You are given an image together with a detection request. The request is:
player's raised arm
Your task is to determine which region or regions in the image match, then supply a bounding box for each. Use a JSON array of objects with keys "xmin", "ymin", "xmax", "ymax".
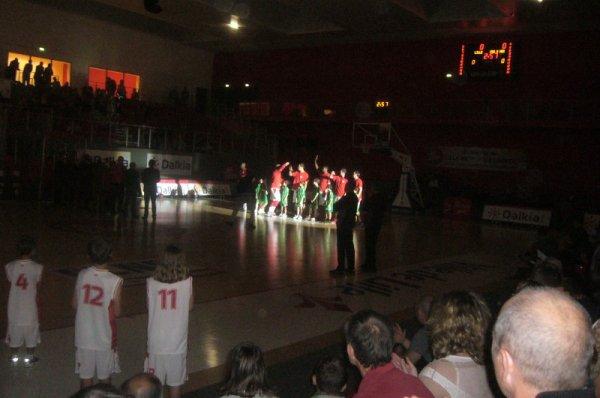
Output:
[{"xmin": 314, "ymin": 155, "xmax": 319, "ymax": 170}]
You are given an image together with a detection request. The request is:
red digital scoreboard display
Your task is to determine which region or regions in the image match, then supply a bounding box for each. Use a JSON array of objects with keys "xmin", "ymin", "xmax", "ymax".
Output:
[{"xmin": 458, "ymin": 41, "xmax": 513, "ymax": 79}]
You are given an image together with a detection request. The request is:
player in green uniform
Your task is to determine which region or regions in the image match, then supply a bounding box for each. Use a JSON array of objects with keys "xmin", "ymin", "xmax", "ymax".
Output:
[
  {"xmin": 324, "ymin": 182, "xmax": 335, "ymax": 222},
  {"xmin": 279, "ymin": 180, "xmax": 290, "ymax": 218},
  {"xmin": 254, "ymin": 178, "xmax": 268, "ymax": 214}
]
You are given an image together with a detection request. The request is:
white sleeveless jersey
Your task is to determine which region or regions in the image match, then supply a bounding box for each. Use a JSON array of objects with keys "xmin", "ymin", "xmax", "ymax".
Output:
[
  {"xmin": 147, "ymin": 277, "xmax": 192, "ymax": 355},
  {"xmin": 74, "ymin": 267, "xmax": 123, "ymax": 351},
  {"xmin": 5, "ymin": 259, "xmax": 43, "ymax": 326}
]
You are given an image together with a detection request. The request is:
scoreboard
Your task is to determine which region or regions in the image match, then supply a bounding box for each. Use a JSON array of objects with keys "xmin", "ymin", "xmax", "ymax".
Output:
[{"xmin": 458, "ymin": 41, "xmax": 513, "ymax": 79}]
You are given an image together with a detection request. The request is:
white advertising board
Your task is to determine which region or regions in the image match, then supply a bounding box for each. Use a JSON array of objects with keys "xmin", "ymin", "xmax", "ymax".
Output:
[
  {"xmin": 147, "ymin": 153, "xmax": 192, "ymax": 177},
  {"xmin": 482, "ymin": 205, "xmax": 551, "ymax": 227}
]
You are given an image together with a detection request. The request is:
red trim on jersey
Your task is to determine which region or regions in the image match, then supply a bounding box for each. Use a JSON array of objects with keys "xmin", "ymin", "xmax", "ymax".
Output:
[
  {"xmin": 108, "ymin": 300, "xmax": 117, "ymax": 350},
  {"xmin": 355, "ymin": 177, "xmax": 364, "ymax": 200}
]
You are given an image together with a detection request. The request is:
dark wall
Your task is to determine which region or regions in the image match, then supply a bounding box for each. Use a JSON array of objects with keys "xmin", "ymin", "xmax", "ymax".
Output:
[{"xmin": 213, "ymin": 31, "xmax": 600, "ymax": 104}]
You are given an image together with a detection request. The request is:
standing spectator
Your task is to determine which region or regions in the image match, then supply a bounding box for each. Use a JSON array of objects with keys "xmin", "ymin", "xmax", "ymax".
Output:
[
  {"xmin": 106, "ymin": 77, "xmax": 116, "ymax": 97},
  {"xmin": 330, "ymin": 181, "xmax": 358, "ymax": 275},
  {"xmin": 33, "ymin": 61, "xmax": 44, "ymax": 86},
  {"xmin": 492, "ymin": 287, "xmax": 594, "ymax": 397},
  {"xmin": 145, "ymin": 246, "xmax": 193, "ymax": 398},
  {"xmin": 311, "ymin": 356, "xmax": 347, "ymax": 398},
  {"xmin": 108, "ymin": 157, "xmax": 126, "ymax": 215},
  {"xmin": 116, "ymin": 80, "xmax": 126, "ymax": 99},
  {"xmin": 22, "ymin": 58, "xmax": 33, "ymax": 85},
  {"xmin": 7, "ymin": 57, "xmax": 19, "ymax": 81},
  {"xmin": 220, "ymin": 342, "xmax": 276, "ymax": 397},
  {"xmin": 130, "ymin": 88, "xmax": 140, "ymax": 101},
  {"xmin": 43, "ymin": 62, "xmax": 53, "ymax": 85},
  {"xmin": 121, "ymin": 373, "xmax": 162, "ymax": 398},
  {"xmin": 418, "ymin": 291, "xmax": 494, "ymax": 398},
  {"xmin": 124, "ymin": 162, "xmax": 141, "ymax": 219},
  {"xmin": 141, "ymin": 159, "xmax": 161, "ymax": 220},
  {"xmin": 344, "ymin": 310, "xmax": 434, "ymax": 398},
  {"xmin": 360, "ymin": 184, "xmax": 387, "ymax": 272},
  {"xmin": 5, "ymin": 236, "xmax": 43, "ymax": 365},
  {"xmin": 73, "ymin": 238, "xmax": 123, "ymax": 389}
]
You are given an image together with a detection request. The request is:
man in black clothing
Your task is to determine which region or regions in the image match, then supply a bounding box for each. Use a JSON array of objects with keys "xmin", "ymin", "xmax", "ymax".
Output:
[
  {"xmin": 7, "ymin": 58, "xmax": 19, "ymax": 81},
  {"xmin": 22, "ymin": 58, "xmax": 33, "ymax": 85},
  {"xmin": 43, "ymin": 62, "xmax": 53, "ymax": 85},
  {"xmin": 124, "ymin": 162, "xmax": 142, "ymax": 219},
  {"xmin": 330, "ymin": 181, "xmax": 358, "ymax": 276},
  {"xmin": 33, "ymin": 62, "xmax": 44, "ymax": 87},
  {"xmin": 141, "ymin": 160, "xmax": 161, "ymax": 220},
  {"xmin": 361, "ymin": 184, "xmax": 387, "ymax": 272}
]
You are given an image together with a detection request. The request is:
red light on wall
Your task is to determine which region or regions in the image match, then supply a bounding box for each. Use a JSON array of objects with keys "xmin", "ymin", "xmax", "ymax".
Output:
[
  {"xmin": 458, "ymin": 44, "xmax": 465, "ymax": 76},
  {"xmin": 505, "ymin": 42, "xmax": 513, "ymax": 75}
]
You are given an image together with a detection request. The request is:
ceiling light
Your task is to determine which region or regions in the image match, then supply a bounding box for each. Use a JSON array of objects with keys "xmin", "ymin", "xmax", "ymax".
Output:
[
  {"xmin": 38, "ymin": 47, "xmax": 45, "ymax": 52},
  {"xmin": 225, "ymin": 83, "xmax": 230, "ymax": 88},
  {"xmin": 244, "ymin": 83, "xmax": 250, "ymax": 87},
  {"xmin": 228, "ymin": 15, "xmax": 240, "ymax": 30},
  {"xmin": 445, "ymin": 73, "xmax": 453, "ymax": 79}
]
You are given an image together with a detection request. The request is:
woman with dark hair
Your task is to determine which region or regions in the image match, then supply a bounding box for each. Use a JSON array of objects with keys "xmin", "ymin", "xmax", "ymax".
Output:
[
  {"xmin": 221, "ymin": 342, "xmax": 276, "ymax": 398},
  {"xmin": 418, "ymin": 291, "xmax": 494, "ymax": 398}
]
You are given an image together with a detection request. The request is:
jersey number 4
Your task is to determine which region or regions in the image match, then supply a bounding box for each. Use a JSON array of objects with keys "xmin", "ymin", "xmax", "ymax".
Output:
[
  {"xmin": 83, "ymin": 284, "xmax": 104, "ymax": 306},
  {"xmin": 16, "ymin": 274, "xmax": 29, "ymax": 290},
  {"xmin": 158, "ymin": 289, "xmax": 177, "ymax": 310}
]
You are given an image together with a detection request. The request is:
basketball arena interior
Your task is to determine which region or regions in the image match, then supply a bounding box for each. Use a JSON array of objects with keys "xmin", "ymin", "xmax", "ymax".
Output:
[{"xmin": 1, "ymin": 1, "xmax": 599, "ymax": 397}]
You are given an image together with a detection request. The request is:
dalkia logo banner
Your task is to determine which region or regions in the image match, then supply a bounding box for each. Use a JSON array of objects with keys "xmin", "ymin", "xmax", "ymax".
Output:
[{"xmin": 147, "ymin": 154, "xmax": 192, "ymax": 176}]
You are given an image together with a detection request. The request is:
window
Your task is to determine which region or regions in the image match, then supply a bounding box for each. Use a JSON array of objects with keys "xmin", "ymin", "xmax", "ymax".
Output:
[
  {"xmin": 7, "ymin": 52, "xmax": 71, "ymax": 86},
  {"xmin": 88, "ymin": 67, "xmax": 141, "ymax": 99}
]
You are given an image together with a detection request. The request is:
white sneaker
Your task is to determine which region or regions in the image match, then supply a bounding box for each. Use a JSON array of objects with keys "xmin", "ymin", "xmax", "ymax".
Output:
[{"xmin": 311, "ymin": 218, "xmax": 316, "ymax": 222}]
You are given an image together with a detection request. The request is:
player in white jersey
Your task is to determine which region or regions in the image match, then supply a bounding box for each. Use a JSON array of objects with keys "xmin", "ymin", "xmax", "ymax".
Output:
[
  {"xmin": 5, "ymin": 236, "xmax": 43, "ymax": 366},
  {"xmin": 73, "ymin": 238, "xmax": 123, "ymax": 389},
  {"xmin": 145, "ymin": 245, "xmax": 193, "ymax": 398}
]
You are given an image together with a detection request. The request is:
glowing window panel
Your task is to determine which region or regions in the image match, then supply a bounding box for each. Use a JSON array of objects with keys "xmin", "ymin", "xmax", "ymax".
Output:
[
  {"xmin": 7, "ymin": 52, "xmax": 71, "ymax": 86},
  {"xmin": 458, "ymin": 41, "xmax": 513, "ymax": 79},
  {"xmin": 88, "ymin": 67, "xmax": 141, "ymax": 99}
]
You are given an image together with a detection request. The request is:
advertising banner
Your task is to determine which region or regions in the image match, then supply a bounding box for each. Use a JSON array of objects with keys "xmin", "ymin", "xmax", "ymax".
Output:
[
  {"xmin": 156, "ymin": 179, "xmax": 231, "ymax": 197},
  {"xmin": 429, "ymin": 147, "xmax": 527, "ymax": 171},
  {"xmin": 78, "ymin": 149, "xmax": 131, "ymax": 166},
  {"xmin": 147, "ymin": 153, "xmax": 192, "ymax": 177},
  {"xmin": 482, "ymin": 205, "xmax": 551, "ymax": 227}
]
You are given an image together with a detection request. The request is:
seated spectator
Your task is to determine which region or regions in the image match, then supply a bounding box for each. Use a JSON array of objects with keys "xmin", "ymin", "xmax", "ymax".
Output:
[
  {"xmin": 71, "ymin": 383, "xmax": 123, "ymax": 398},
  {"xmin": 311, "ymin": 356, "xmax": 347, "ymax": 397},
  {"xmin": 492, "ymin": 287, "xmax": 594, "ymax": 397},
  {"xmin": 121, "ymin": 373, "xmax": 161, "ymax": 398},
  {"xmin": 418, "ymin": 291, "xmax": 494, "ymax": 398},
  {"xmin": 221, "ymin": 342, "xmax": 276, "ymax": 397},
  {"xmin": 396, "ymin": 295, "xmax": 434, "ymax": 370},
  {"xmin": 591, "ymin": 320, "xmax": 600, "ymax": 398},
  {"xmin": 344, "ymin": 310, "xmax": 433, "ymax": 398}
]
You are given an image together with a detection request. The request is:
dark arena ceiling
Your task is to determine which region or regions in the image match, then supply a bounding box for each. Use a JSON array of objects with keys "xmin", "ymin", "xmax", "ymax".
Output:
[{"xmin": 25, "ymin": 0, "xmax": 600, "ymax": 51}]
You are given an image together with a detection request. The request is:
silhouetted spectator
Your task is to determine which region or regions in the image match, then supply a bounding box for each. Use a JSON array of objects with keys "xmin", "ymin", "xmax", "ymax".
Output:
[
  {"xmin": 492, "ymin": 288, "xmax": 594, "ymax": 397},
  {"xmin": 141, "ymin": 159, "xmax": 160, "ymax": 220},
  {"xmin": 106, "ymin": 77, "xmax": 116, "ymax": 97},
  {"xmin": 117, "ymin": 79, "xmax": 126, "ymax": 99},
  {"xmin": 124, "ymin": 162, "xmax": 141, "ymax": 218},
  {"xmin": 131, "ymin": 88, "xmax": 140, "ymax": 101},
  {"xmin": 43, "ymin": 62, "xmax": 53, "ymax": 85},
  {"xmin": 108, "ymin": 157, "xmax": 126, "ymax": 214},
  {"xmin": 51, "ymin": 76, "xmax": 61, "ymax": 89},
  {"xmin": 33, "ymin": 61, "xmax": 44, "ymax": 86},
  {"xmin": 7, "ymin": 57, "xmax": 19, "ymax": 81},
  {"xmin": 330, "ymin": 181, "xmax": 358, "ymax": 275},
  {"xmin": 361, "ymin": 184, "xmax": 387, "ymax": 272},
  {"xmin": 22, "ymin": 58, "xmax": 33, "ymax": 85}
]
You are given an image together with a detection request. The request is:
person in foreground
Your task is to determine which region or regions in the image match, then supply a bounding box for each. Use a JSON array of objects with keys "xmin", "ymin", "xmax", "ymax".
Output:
[
  {"xmin": 121, "ymin": 373, "xmax": 162, "ymax": 398},
  {"xmin": 220, "ymin": 342, "xmax": 276, "ymax": 397},
  {"xmin": 310, "ymin": 356, "xmax": 347, "ymax": 397},
  {"xmin": 492, "ymin": 287, "xmax": 594, "ymax": 398},
  {"xmin": 419, "ymin": 291, "xmax": 494, "ymax": 398},
  {"xmin": 344, "ymin": 310, "xmax": 434, "ymax": 398}
]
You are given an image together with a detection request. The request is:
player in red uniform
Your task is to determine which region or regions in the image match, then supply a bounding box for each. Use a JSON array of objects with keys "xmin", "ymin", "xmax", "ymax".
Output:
[
  {"xmin": 289, "ymin": 163, "xmax": 309, "ymax": 220},
  {"xmin": 267, "ymin": 162, "xmax": 290, "ymax": 216},
  {"xmin": 330, "ymin": 168, "xmax": 348, "ymax": 200},
  {"xmin": 353, "ymin": 171, "xmax": 364, "ymax": 223}
]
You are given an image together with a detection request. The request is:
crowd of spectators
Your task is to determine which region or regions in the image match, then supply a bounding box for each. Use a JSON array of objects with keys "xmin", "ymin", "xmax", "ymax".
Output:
[{"xmin": 61, "ymin": 252, "xmax": 600, "ymax": 398}]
